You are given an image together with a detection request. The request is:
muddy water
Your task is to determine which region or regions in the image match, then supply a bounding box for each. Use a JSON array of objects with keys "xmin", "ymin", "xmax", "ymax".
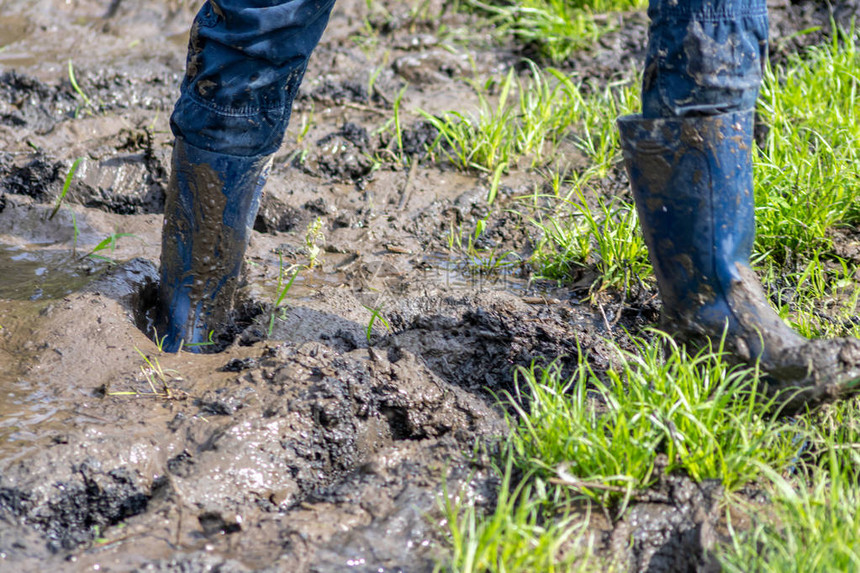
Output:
[
  {"xmin": 0, "ymin": 242, "xmax": 97, "ymax": 461},
  {"xmin": 0, "ymin": 301, "xmax": 51, "ymax": 463},
  {"xmin": 0, "ymin": 245, "xmax": 96, "ymax": 300},
  {"xmin": 0, "ymin": 0, "xmax": 852, "ymax": 571}
]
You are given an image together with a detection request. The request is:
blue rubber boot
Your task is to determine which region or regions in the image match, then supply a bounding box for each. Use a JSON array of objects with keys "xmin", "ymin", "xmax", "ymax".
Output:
[
  {"xmin": 155, "ymin": 138, "xmax": 270, "ymax": 352},
  {"xmin": 618, "ymin": 111, "xmax": 860, "ymax": 404}
]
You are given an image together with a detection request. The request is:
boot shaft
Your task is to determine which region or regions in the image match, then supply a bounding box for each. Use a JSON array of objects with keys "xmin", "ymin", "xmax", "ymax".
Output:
[
  {"xmin": 618, "ymin": 111, "xmax": 756, "ymax": 326},
  {"xmin": 157, "ymin": 139, "xmax": 271, "ymax": 351}
]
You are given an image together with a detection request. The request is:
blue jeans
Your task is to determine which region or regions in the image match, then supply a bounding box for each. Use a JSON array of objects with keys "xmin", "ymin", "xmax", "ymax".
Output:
[
  {"xmin": 642, "ymin": 0, "xmax": 768, "ymax": 118},
  {"xmin": 169, "ymin": 0, "xmax": 766, "ymax": 156},
  {"xmin": 170, "ymin": 0, "xmax": 336, "ymax": 157}
]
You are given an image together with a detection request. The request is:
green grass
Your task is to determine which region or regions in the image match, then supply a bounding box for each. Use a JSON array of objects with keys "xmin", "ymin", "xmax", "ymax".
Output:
[
  {"xmin": 419, "ymin": 63, "xmax": 643, "ymax": 297},
  {"xmin": 802, "ymin": 396, "xmax": 860, "ymax": 481},
  {"xmin": 438, "ymin": 335, "xmax": 804, "ymax": 572},
  {"xmin": 572, "ymin": 80, "xmax": 639, "ymax": 177},
  {"xmin": 421, "ymin": 64, "xmax": 579, "ymax": 174},
  {"xmin": 83, "ymin": 232, "xmax": 136, "ymax": 263},
  {"xmin": 719, "ymin": 399, "xmax": 860, "ymax": 572},
  {"xmin": 528, "ymin": 185, "xmax": 651, "ymax": 298},
  {"xmin": 445, "ymin": 217, "xmax": 523, "ymax": 278},
  {"xmin": 720, "ymin": 466, "xmax": 860, "ymax": 572},
  {"xmin": 754, "ymin": 31, "xmax": 860, "ymax": 265},
  {"xmin": 267, "ymin": 253, "xmax": 300, "ymax": 337},
  {"xmin": 49, "ymin": 157, "xmax": 83, "ymax": 220},
  {"xmin": 457, "ymin": 0, "xmax": 646, "ymax": 63},
  {"xmin": 265, "ymin": 218, "xmax": 328, "ymax": 336},
  {"xmin": 421, "ymin": 65, "xmax": 638, "ymax": 177},
  {"xmin": 432, "ymin": 26, "xmax": 860, "ymax": 573},
  {"xmin": 68, "ymin": 60, "xmax": 95, "ymax": 117},
  {"xmin": 504, "ymin": 334, "xmax": 798, "ymax": 513},
  {"xmin": 761, "ymin": 251, "xmax": 860, "ymax": 339},
  {"xmin": 438, "ymin": 457, "xmax": 602, "ymax": 573}
]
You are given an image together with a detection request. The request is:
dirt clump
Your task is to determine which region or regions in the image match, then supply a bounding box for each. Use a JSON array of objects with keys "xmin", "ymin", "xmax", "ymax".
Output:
[{"xmin": 607, "ymin": 462, "xmax": 724, "ymax": 572}]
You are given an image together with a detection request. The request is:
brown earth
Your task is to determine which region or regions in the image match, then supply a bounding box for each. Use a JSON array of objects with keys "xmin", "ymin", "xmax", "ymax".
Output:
[{"xmin": 0, "ymin": 1, "xmax": 856, "ymax": 571}]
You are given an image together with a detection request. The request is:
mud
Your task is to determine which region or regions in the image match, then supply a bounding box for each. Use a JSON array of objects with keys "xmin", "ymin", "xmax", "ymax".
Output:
[
  {"xmin": 608, "ymin": 465, "xmax": 724, "ymax": 573},
  {"xmin": 0, "ymin": 0, "xmax": 856, "ymax": 571}
]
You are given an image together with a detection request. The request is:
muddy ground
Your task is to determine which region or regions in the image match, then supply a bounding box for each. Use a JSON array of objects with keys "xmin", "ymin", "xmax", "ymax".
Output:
[{"xmin": 0, "ymin": 1, "xmax": 856, "ymax": 571}]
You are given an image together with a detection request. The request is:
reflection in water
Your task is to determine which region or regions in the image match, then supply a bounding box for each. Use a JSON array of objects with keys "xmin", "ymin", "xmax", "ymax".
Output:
[
  {"xmin": 0, "ymin": 244, "xmax": 98, "ymax": 300},
  {"xmin": 422, "ymin": 252, "xmax": 530, "ymax": 292}
]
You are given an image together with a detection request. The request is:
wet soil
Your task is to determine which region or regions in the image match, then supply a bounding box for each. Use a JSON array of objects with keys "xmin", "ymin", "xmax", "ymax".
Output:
[{"xmin": 0, "ymin": 0, "xmax": 856, "ymax": 571}]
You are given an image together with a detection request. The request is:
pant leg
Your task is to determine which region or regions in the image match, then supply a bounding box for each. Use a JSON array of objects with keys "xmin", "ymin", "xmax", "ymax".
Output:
[
  {"xmin": 641, "ymin": 0, "xmax": 768, "ymax": 118},
  {"xmin": 170, "ymin": 0, "xmax": 336, "ymax": 157}
]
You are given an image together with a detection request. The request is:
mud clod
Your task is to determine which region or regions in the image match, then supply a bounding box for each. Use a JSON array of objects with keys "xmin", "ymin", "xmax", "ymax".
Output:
[
  {"xmin": 380, "ymin": 294, "xmax": 593, "ymax": 393},
  {"xmin": 1, "ymin": 465, "xmax": 152, "ymax": 552},
  {"xmin": 198, "ymin": 511, "xmax": 242, "ymax": 537},
  {"xmin": 308, "ymin": 78, "xmax": 370, "ymax": 106},
  {"xmin": 254, "ymin": 194, "xmax": 304, "ymax": 233},
  {"xmin": 2, "ymin": 155, "xmax": 63, "ymax": 201},
  {"xmin": 313, "ymin": 128, "xmax": 374, "ymax": 182},
  {"xmin": 609, "ymin": 463, "xmax": 723, "ymax": 573},
  {"xmin": 400, "ymin": 120, "xmax": 439, "ymax": 158},
  {"xmin": 0, "ymin": 71, "xmax": 74, "ymax": 133}
]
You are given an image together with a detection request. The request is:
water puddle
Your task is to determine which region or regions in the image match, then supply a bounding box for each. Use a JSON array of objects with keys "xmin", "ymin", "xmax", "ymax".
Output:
[
  {"xmin": 0, "ymin": 14, "xmax": 36, "ymax": 67},
  {"xmin": 0, "ymin": 15, "xmax": 31, "ymax": 48},
  {"xmin": 244, "ymin": 249, "xmax": 559, "ymax": 312},
  {"xmin": 423, "ymin": 252, "xmax": 531, "ymax": 293},
  {"xmin": 0, "ymin": 245, "xmax": 107, "ymax": 464},
  {"xmin": 0, "ymin": 300, "xmax": 59, "ymax": 468},
  {"xmin": 245, "ymin": 260, "xmax": 353, "ymax": 304},
  {"xmin": 0, "ymin": 244, "xmax": 99, "ymax": 301},
  {"xmin": 245, "ymin": 250, "xmax": 536, "ymax": 306}
]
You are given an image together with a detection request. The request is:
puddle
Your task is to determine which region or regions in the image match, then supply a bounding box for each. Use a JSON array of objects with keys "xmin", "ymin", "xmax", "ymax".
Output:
[
  {"xmin": 0, "ymin": 15, "xmax": 31, "ymax": 48},
  {"xmin": 0, "ymin": 244, "xmax": 99, "ymax": 301},
  {"xmin": 0, "ymin": 378, "xmax": 68, "ymax": 470},
  {"xmin": 423, "ymin": 252, "xmax": 531, "ymax": 293},
  {"xmin": 245, "ymin": 251, "xmax": 536, "ymax": 308},
  {"xmin": 0, "ymin": 244, "xmax": 105, "ymax": 464},
  {"xmin": 0, "ymin": 301, "xmax": 61, "ymax": 468},
  {"xmin": 0, "ymin": 15, "xmax": 36, "ymax": 67}
]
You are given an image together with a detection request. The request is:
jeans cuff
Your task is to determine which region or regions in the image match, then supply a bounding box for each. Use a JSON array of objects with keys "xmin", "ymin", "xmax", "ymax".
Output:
[{"xmin": 170, "ymin": 92, "xmax": 292, "ymax": 157}]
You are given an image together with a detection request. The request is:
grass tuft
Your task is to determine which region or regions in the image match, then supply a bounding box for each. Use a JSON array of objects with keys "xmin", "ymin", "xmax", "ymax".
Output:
[
  {"xmin": 719, "ymin": 455, "xmax": 860, "ymax": 572},
  {"xmin": 439, "ymin": 457, "xmax": 602, "ymax": 573},
  {"xmin": 755, "ymin": 30, "xmax": 860, "ymax": 264},
  {"xmin": 529, "ymin": 186, "xmax": 651, "ymax": 297},
  {"xmin": 504, "ymin": 333, "xmax": 798, "ymax": 512},
  {"xmin": 457, "ymin": 0, "xmax": 646, "ymax": 63},
  {"xmin": 421, "ymin": 64, "xmax": 638, "ymax": 179}
]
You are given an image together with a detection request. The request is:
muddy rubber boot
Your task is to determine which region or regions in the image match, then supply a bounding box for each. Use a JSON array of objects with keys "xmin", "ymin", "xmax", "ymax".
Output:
[
  {"xmin": 618, "ymin": 110, "xmax": 860, "ymax": 406},
  {"xmin": 156, "ymin": 138, "xmax": 270, "ymax": 353}
]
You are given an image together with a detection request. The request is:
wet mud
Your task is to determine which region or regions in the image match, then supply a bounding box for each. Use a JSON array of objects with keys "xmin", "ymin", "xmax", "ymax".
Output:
[{"xmin": 0, "ymin": 0, "xmax": 856, "ymax": 571}]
